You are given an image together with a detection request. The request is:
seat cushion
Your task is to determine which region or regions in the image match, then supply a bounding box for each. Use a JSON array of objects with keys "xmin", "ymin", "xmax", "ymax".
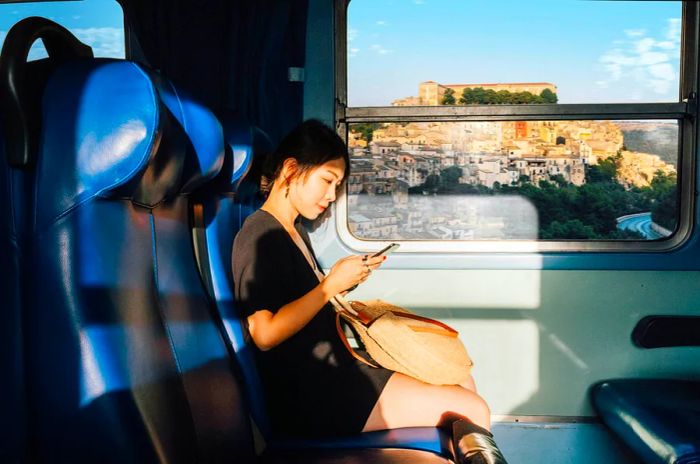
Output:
[
  {"xmin": 591, "ymin": 379, "xmax": 700, "ymax": 464},
  {"xmin": 270, "ymin": 427, "xmax": 450, "ymax": 457},
  {"xmin": 262, "ymin": 447, "xmax": 452, "ymax": 464}
]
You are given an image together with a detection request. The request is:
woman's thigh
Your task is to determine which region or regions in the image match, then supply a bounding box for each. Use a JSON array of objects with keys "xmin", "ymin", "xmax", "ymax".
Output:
[{"xmin": 362, "ymin": 372, "xmax": 491, "ymax": 432}]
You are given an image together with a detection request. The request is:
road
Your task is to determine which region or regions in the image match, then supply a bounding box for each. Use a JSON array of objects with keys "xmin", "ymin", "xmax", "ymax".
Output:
[{"xmin": 616, "ymin": 212, "xmax": 666, "ymax": 239}]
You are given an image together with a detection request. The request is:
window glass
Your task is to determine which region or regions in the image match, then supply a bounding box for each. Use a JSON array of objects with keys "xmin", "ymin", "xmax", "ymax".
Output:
[
  {"xmin": 0, "ymin": 0, "xmax": 125, "ymax": 61},
  {"xmin": 347, "ymin": 0, "xmax": 682, "ymax": 106},
  {"xmin": 347, "ymin": 120, "xmax": 679, "ymax": 240}
]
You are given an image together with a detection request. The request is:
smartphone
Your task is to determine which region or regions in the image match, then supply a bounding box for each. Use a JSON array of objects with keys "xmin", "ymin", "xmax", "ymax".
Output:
[{"xmin": 371, "ymin": 242, "xmax": 400, "ymax": 258}]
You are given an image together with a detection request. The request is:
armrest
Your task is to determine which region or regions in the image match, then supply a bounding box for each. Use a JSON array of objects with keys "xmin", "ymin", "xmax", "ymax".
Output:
[{"xmin": 632, "ymin": 316, "xmax": 700, "ymax": 348}]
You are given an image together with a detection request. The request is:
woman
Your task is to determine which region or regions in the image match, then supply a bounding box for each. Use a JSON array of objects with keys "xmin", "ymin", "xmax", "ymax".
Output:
[{"xmin": 232, "ymin": 120, "xmax": 508, "ymax": 464}]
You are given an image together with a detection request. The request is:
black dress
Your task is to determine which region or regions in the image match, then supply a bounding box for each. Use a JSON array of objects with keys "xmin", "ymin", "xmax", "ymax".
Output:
[{"xmin": 232, "ymin": 210, "xmax": 393, "ymax": 438}]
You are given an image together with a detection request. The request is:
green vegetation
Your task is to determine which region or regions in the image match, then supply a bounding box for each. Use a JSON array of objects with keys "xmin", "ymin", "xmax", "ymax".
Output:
[
  {"xmin": 449, "ymin": 87, "xmax": 558, "ymax": 105},
  {"xmin": 408, "ymin": 161, "xmax": 677, "ymax": 240},
  {"xmin": 352, "ymin": 123, "xmax": 382, "ymax": 143},
  {"xmin": 648, "ymin": 170, "xmax": 677, "ymax": 231},
  {"xmin": 440, "ymin": 88, "xmax": 456, "ymax": 105}
]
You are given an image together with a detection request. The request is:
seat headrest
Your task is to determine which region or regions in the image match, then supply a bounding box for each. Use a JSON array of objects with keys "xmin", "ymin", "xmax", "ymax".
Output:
[
  {"xmin": 222, "ymin": 116, "xmax": 254, "ymax": 190},
  {"xmin": 0, "ymin": 17, "xmax": 93, "ymax": 168},
  {"xmin": 35, "ymin": 59, "xmax": 225, "ymax": 231},
  {"xmin": 204, "ymin": 115, "xmax": 274, "ymax": 196},
  {"xmin": 153, "ymin": 74, "xmax": 224, "ymax": 194}
]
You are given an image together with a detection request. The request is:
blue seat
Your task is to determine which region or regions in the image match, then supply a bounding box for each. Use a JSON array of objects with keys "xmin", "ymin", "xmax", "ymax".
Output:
[
  {"xmin": 591, "ymin": 379, "xmax": 700, "ymax": 464},
  {"xmin": 192, "ymin": 117, "xmax": 453, "ymax": 458},
  {"xmin": 9, "ymin": 17, "xmax": 454, "ymax": 463},
  {"xmin": 23, "ymin": 56, "xmax": 259, "ymax": 462},
  {"xmin": 0, "ymin": 18, "xmax": 94, "ymax": 462},
  {"xmin": 0, "ymin": 132, "xmax": 26, "ymax": 463}
]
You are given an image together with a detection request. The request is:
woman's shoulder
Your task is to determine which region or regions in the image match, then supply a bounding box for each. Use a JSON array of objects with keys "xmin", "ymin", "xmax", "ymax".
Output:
[{"xmin": 233, "ymin": 210, "xmax": 288, "ymax": 255}]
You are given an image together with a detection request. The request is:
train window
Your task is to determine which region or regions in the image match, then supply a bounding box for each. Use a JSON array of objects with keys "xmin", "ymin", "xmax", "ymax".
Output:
[
  {"xmin": 0, "ymin": 0, "xmax": 125, "ymax": 60},
  {"xmin": 338, "ymin": 0, "xmax": 694, "ymax": 252}
]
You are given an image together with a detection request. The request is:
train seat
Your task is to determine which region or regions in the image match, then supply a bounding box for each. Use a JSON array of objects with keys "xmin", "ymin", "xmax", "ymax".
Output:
[
  {"xmin": 8, "ymin": 17, "xmax": 453, "ymax": 463},
  {"xmin": 25, "ymin": 54, "xmax": 264, "ymax": 461},
  {"xmin": 0, "ymin": 18, "xmax": 94, "ymax": 462},
  {"xmin": 0, "ymin": 132, "xmax": 26, "ymax": 463},
  {"xmin": 192, "ymin": 117, "xmax": 453, "ymax": 458},
  {"xmin": 591, "ymin": 379, "xmax": 700, "ymax": 464}
]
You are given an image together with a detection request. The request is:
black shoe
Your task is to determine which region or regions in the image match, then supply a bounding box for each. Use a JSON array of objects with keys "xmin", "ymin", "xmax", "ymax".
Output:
[{"xmin": 452, "ymin": 420, "xmax": 509, "ymax": 464}]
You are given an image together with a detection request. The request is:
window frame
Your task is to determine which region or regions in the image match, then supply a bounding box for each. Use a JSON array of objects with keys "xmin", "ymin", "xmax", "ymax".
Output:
[{"xmin": 334, "ymin": 0, "xmax": 698, "ymax": 253}]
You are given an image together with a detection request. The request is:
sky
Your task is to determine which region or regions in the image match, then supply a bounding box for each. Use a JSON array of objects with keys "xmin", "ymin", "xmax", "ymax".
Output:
[
  {"xmin": 0, "ymin": 0, "xmax": 682, "ymax": 106},
  {"xmin": 0, "ymin": 0, "xmax": 125, "ymax": 60},
  {"xmin": 348, "ymin": 0, "xmax": 682, "ymax": 106}
]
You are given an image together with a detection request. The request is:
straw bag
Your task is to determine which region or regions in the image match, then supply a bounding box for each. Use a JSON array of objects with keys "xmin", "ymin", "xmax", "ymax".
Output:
[
  {"xmin": 334, "ymin": 299, "xmax": 473, "ymax": 386},
  {"xmin": 283, "ymin": 228, "xmax": 472, "ymax": 386}
]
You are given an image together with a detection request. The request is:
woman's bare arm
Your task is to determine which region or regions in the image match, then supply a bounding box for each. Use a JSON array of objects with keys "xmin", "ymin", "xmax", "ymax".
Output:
[
  {"xmin": 246, "ymin": 253, "xmax": 385, "ymax": 351},
  {"xmin": 247, "ymin": 279, "xmax": 337, "ymax": 351}
]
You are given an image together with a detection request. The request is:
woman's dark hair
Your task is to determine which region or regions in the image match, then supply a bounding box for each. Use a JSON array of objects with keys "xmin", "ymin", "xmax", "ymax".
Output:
[{"xmin": 260, "ymin": 119, "xmax": 349, "ymax": 195}]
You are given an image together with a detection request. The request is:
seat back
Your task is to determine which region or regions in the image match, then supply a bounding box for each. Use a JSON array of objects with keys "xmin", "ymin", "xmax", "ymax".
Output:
[
  {"xmin": 0, "ymin": 134, "xmax": 27, "ymax": 463},
  {"xmin": 0, "ymin": 18, "xmax": 94, "ymax": 462},
  {"xmin": 23, "ymin": 50, "xmax": 255, "ymax": 462},
  {"xmin": 192, "ymin": 116, "xmax": 272, "ymax": 437}
]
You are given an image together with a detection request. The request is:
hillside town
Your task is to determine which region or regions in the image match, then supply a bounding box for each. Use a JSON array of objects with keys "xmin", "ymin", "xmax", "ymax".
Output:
[{"xmin": 346, "ymin": 82, "xmax": 677, "ymax": 240}]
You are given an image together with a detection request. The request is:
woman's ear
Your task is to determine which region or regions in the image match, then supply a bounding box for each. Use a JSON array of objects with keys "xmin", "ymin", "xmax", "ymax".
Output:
[{"xmin": 280, "ymin": 158, "xmax": 299, "ymax": 183}]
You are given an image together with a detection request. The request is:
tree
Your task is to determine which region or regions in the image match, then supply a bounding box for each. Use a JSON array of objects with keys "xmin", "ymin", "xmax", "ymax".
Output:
[
  {"xmin": 586, "ymin": 158, "xmax": 617, "ymax": 184},
  {"xmin": 439, "ymin": 166, "xmax": 462, "ymax": 188},
  {"xmin": 649, "ymin": 171, "xmax": 678, "ymax": 230},
  {"xmin": 353, "ymin": 123, "xmax": 381, "ymax": 143},
  {"xmin": 457, "ymin": 87, "xmax": 557, "ymax": 105},
  {"xmin": 540, "ymin": 220, "xmax": 597, "ymax": 240},
  {"xmin": 441, "ymin": 88, "xmax": 456, "ymax": 105},
  {"xmin": 550, "ymin": 174, "xmax": 568, "ymax": 188},
  {"xmin": 540, "ymin": 88, "xmax": 558, "ymax": 103}
]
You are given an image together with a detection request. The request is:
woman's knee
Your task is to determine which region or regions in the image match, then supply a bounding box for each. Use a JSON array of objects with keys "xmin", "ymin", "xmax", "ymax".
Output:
[
  {"xmin": 364, "ymin": 373, "xmax": 491, "ymax": 431},
  {"xmin": 443, "ymin": 390, "xmax": 490, "ymax": 429}
]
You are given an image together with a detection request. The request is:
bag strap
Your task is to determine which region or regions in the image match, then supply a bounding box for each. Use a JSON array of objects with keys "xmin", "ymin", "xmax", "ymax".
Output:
[
  {"xmin": 389, "ymin": 311, "xmax": 460, "ymax": 338},
  {"xmin": 335, "ymin": 313, "xmax": 379, "ymax": 368}
]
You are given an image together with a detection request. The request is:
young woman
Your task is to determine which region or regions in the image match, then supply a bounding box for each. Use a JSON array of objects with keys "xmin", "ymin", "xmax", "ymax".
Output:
[{"xmin": 232, "ymin": 120, "xmax": 508, "ymax": 464}]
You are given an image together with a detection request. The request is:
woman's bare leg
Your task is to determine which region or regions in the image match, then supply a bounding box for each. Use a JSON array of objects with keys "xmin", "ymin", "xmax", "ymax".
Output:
[{"xmin": 362, "ymin": 372, "xmax": 491, "ymax": 433}]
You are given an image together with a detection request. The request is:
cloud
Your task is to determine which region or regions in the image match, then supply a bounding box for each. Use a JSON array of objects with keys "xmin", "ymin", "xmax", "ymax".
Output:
[
  {"xmin": 624, "ymin": 29, "xmax": 646, "ymax": 38},
  {"xmin": 349, "ymin": 47, "xmax": 360, "ymax": 58},
  {"xmin": 72, "ymin": 27, "xmax": 125, "ymax": 58},
  {"xmin": 370, "ymin": 44, "xmax": 393, "ymax": 55},
  {"xmin": 2, "ymin": 26, "xmax": 124, "ymax": 61},
  {"xmin": 413, "ymin": 0, "xmax": 425, "ymax": 4},
  {"xmin": 597, "ymin": 18, "xmax": 680, "ymax": 98},
  {"xmin": 348, "ymin": 27, "xmax": 358, "ymax": 42},
  {"xmin": 376, "ymin": 20, "xmax": 389, "ymax": 26},
  {"xmin": 667, "ymin": 18, "xmax": 681, "ymax": 40}
]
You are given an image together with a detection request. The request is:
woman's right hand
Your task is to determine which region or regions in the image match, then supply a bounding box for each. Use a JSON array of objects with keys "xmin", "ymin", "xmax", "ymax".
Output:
[{"xmin": 324, "ymin": 254, "xmax": 385, "ymax": 296}]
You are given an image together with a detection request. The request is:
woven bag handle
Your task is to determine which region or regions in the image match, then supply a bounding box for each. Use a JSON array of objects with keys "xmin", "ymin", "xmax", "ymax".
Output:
[
  {"xmin": 388, "ymin": 311, "xmax": 459, "ymax": 338},
  {"xmin": 335, "ymin": 312, "xmax": 379, "ymax": 368}
]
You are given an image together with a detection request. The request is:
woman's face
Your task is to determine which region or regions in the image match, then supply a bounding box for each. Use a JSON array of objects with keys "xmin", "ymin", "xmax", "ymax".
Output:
[{"xmin": 289, "ymin": 158, "xmax": 346, "ymax": 220}]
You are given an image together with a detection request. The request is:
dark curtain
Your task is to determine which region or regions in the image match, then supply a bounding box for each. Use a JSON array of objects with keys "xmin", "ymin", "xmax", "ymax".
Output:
[{"xmin": 117, "ymin": 0, "xmax": 308, "ymax": 145}]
